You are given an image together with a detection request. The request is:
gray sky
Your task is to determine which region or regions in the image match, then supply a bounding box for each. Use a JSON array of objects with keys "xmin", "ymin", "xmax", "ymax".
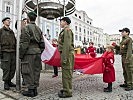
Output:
[{"xmin": 76, "ymin": 0, "xmax": 133, "ymax": 34}]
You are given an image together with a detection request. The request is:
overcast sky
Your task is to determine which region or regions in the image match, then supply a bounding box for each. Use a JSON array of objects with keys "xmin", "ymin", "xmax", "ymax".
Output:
[{"xmin": 76, "ymin": 0, "xmax": 133, "ymax": 34}]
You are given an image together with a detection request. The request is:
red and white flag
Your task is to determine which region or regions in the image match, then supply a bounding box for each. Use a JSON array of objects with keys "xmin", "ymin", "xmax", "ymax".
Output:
[{"xmin": 41, "ymin": 37, "xmax": 104, "ymax": 74}]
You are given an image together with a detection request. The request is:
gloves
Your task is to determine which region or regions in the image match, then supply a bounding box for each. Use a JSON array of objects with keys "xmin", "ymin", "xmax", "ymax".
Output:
[{"xmin": 0, "ymin": 54, "xmax": 3, "ymax": 59}]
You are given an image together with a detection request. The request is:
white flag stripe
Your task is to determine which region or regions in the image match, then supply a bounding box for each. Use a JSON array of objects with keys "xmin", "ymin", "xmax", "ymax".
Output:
[{"xmin": 41, "ymin": 37, "xmax": 56, "ymax": 61}]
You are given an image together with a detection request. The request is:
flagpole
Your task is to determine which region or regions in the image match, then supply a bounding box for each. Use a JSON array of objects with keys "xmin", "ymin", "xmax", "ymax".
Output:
[
  {"xmin": 36, "ymin": 0, "xmax": 40, "ymax": 26},
  {"xmin": 16, "ymin": 0, "xmax": 23, "ymax": 91},
  {"xmin": 63, "ymin": 0, "xmax": 65, "ymax": 17}
]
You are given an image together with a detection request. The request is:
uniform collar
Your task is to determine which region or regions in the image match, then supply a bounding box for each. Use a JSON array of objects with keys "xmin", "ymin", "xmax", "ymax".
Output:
[
  {"xmin": 64, "ymin": 25, "xmax": 69, "ymax": 29},
  {"xmin": 122, "ymin": 35, "xmax": 129, "ymax": 39},
  {"xmin": 3, "ymin": 26, "xmax": 11, "ymax": 31},
  {"xmin": 29, "ymin": 21, "xmax": 36, "ymax": 24}
]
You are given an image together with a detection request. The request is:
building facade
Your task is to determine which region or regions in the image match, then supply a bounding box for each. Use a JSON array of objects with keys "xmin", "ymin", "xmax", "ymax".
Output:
[
  {"xmin": 0, "ymin": 0, "xmax": 19, "ymax": 31},
  {"xmin": 0, "ymin": 0, "xmax": 108, "ymax": 48},
  {"xmin": 69, "ymin": 10, "xmax": 107, "ymax": 48},
  {"xmin": 109, "ymin": 34, "xmax": 133, "ymax": 45}
]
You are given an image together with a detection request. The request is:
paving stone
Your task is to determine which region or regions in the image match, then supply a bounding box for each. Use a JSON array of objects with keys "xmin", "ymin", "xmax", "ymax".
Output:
[
  {"xmin": 0, "ymin": 93, "xmax": 6, "ymax": 99},
  {"xmin": 1, "ymin": 98, "xmax": 14, "ymax": 100},
  {"xmin": 1, "ymin": 55, "xmax": 133, "ymax": 100}
]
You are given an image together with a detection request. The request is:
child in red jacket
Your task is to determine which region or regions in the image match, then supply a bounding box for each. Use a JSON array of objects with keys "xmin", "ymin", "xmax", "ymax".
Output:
[
  {"xmin": 86, "ymin": 42, "xmax": 96, "ymax": 58},
  {"xmin": 52, "ymin": 38, "xmax": 58, "ymax": 78},
  {"xmin": 102, "ymin": 45, "xmax": 115, "ymax": 92}
]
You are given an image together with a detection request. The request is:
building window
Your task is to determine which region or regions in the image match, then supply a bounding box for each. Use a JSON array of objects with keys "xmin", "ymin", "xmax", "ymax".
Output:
[
  {"xmin": 56, "ymin": 31, "xmax": 58, "ymax": 37},
  {"xmin": 75, "ymin": 26, "xmax": 77, "ymax": 31},
  {"xmin": 87, "ymin": 38, "xmax": 89, "ymax": 42},
  {"xmin": 75, "ymin": 35, "xmax": 78, "ymax": 40},
  {"xmin": 79, "ymin": 27, "xmax": 81, "ymax": 32},
  {"xmin": 88, "ymin": 31, "xmax": 89, "ymax": 35},
  {"xmin": 6, "ymin": 6, "xmax": 10, "ymax": 13},
  {"xmin": 84, "ymin": 29, "xmax": 86, "ymax": 34},
  {"xmin": 79, "ymin": 36, "xmax": 82, "ymax": 41},
  {"xmin": 79, "ymin": 16, "xmax": 81, "ymax": 19},
  {"xmin": 47, "ymin": 29, "xmax": 50, "ymax": 40},
  {"xmin": 90, "ymin": 22, "xmax": 92, "ymax": 25},
  {"xmin": 75, "ymin": 14, "xmax": 77, "ymax": 17},
  {"xmin": 90, "ymin": 32, "xmax": 92, "ymax": 35}
]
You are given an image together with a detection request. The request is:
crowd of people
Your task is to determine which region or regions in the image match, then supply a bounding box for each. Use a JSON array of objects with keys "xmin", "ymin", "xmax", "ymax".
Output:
[{"xmin": 0, "ymin": 10, "xmax": 133, "ymax": 98}]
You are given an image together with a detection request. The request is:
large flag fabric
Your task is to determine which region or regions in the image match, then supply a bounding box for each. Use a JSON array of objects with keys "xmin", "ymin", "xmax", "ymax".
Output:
[{"xmin": 41, "ymin": 37, "xmax": 104, "ymax": 74}]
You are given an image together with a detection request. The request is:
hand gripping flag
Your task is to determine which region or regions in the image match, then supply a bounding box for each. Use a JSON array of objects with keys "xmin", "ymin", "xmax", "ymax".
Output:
[{"xmin": 41, "ymin": 37, "xmax": 104, "ymax": 74}]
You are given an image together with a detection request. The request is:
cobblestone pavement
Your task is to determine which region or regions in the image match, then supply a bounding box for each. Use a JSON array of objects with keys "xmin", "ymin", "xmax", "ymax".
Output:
[{"xmin": 0, "ymin": 55, "xmax": 133, "ymax": 100}]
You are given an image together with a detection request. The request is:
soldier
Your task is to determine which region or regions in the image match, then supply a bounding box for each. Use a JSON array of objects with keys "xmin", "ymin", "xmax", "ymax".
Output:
[
  {"xmin": 0, "ymin": 17, "xmax": 16, "ymax": 90},
  {"xmin": 58, "ymin": 17, "xmax": 74, "ymax": 98},
  {"xmin": 113, "ymin": 28, "xmax": 133, "ymax": 91},
  {"xmin": 15, "ymin": 18, "xmax": 29, "ymax": 86},
  {"xmin": 19, "ymin": 11, "xmax": 45, "ymax": 97}
]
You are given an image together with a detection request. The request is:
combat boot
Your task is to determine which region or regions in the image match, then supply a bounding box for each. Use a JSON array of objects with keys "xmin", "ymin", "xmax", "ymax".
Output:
[
  {"xmin": 4, "ymin": 82, "xmax": 10, "ymax": 90},
  {"xmin": 119, "ymin": 81, "xmax": 127, "ymax": 88},
  {"xmin": 119, "ymin": 84, "xmax": 127, "ymax": 87},
  {"xmin": 8, "ymin": 81, "xmax": 16, "ymax": 87},
  {"xmin": 58, "ymin": 90, "xmax": 72, "ymax": 98},
  {"xmin": 22, "ymin": 89, "xmax": 35, "ymax": 97},
  {"xmin": 34, "ymin": 88, "xmax": 38, "ymax": 96},
  {"xmin": 125, "ymin": 85, "xmax": 133, "ymax": 91}
]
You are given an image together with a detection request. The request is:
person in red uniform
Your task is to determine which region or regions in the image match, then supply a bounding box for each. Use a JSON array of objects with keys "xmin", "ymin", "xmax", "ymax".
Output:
[
  {"xmin": 52, "ymin": 38, "xmax": 58, "ymax": 78},
  {"xmin": 102, "ymin": 45, "xmax": 115, "ymax": 92},
  {"xmin": 86, "ymin": 42, "xmax": 96, "ymax": 58}
]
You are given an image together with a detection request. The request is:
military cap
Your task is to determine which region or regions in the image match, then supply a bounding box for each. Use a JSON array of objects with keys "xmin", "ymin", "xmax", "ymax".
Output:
[
  {"xmin": 60, "ymin": 17, "xmax": 71, "ymax": 24},
  {"xmin": 27, "ymin": 11, "xmax": 37, "ymax": 17},
  {"xmin": 2, "ymin": 17, "xmax": 10, "ymax": 22},
  {"xmin": 119, "ymin": 28, "xmax": 130, "ymax": 33}
]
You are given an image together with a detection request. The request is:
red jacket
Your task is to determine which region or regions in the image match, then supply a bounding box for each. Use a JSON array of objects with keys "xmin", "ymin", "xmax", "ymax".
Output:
[
  {"xmin": 86, "ymin": 46, "xmax": 96, "ymax": 58},
  {"xmin": 102, "ymin": 51, "xmax": 115, "ymax": 83}
]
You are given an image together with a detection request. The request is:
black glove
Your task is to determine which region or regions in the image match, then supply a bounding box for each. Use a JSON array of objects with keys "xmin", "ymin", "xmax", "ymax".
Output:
[{"xmin": 0, "ymin": 54, "xmax": 3, "ymax": 59}]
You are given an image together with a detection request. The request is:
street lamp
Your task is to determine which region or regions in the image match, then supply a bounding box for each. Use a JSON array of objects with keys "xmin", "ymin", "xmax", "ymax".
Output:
[{"xmin": 24, "ymin": 0, "xmax": 76, "ymax": 19}]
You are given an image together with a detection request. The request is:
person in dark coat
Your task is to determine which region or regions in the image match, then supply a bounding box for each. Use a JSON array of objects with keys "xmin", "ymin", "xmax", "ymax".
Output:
[
  {"xmin": 0, "ymin": 17, "xmax": 16, "ymax": 90},
  {"xmin": 20, "ymin": 11, "xmax": 45, "ymax": 97},
  {"xmin": 102, "ymin": 45, "xmax": 115, "ymax": 92}
]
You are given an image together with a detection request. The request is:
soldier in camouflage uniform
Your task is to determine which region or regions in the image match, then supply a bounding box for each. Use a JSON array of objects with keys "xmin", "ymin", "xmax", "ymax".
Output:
[
  {"xmin": 114, "ymin": 28, "xmax": 133, "ymax": 91},
  {"xmin": 58, "ymin": 17, "xmax": 74, "ymax": 98},
  {"xmin": 19, "ymin": 12, "xmax": 45, "ymax": 97},
  {"xmin": 0, "ymin": 17, "xmax": 16, "ymax": 90}
]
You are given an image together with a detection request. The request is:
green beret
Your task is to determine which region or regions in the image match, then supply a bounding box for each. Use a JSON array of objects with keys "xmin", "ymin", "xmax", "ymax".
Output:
[
  {"xmin": 27, "ymin": 11, "xmax": 37, "ymax": 17},
  {"xmin": 2, "ymin": 17, "xmax": 10, "ymax": 22}
]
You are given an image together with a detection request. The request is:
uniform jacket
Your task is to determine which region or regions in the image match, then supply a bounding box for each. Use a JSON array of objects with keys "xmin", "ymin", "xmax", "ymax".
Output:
[
  {"xmin": 86, "ymin": 46, "xmax": 96, "ymax": 58},
  {"xmin": 102, "ymin": 51, "xmax": 115, "ymax": 83},
  {"xmin": 120, "ymin": 36, "xmax": 132, "ymax": 58},
  {"xmin": 58, "ymin": 26, "xmax": 74, "ymax": 63},
  {"xmin": 0, "ymin": 26, "xmax": 16, "ymax": 53},
  {"xmin": 19, "ymin": 21, "xmax": 44, "ymax": 59}
]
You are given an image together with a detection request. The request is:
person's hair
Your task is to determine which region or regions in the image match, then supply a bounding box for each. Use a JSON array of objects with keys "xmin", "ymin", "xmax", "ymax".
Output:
[
  {"xmin": 52, "ymin": 38, "xmax": 57, "ymax": 42},
  {"xmin": 106, "ymin": 45, "xmax": 114, "ymax": 52},
  {"xmin": 89, "ymin": 42, "xmax": 94, "ymax": 45}
]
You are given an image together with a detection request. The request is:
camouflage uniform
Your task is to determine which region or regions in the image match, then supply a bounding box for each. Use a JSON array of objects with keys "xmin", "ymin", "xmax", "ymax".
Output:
[
  {"xmin": 0, "ymin": 26, "xmax": 16, "ymax": 86},
  {"xmin": 20, "ymin": 21, "xmax": 44, "ymax": 92},
  {"xmin": 120, "ymin": 36, "xmax": 133, "ymax": 88},
  {"xmin": 58, "ymin": 26, "xmax": 74, "ymax": 97}
]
